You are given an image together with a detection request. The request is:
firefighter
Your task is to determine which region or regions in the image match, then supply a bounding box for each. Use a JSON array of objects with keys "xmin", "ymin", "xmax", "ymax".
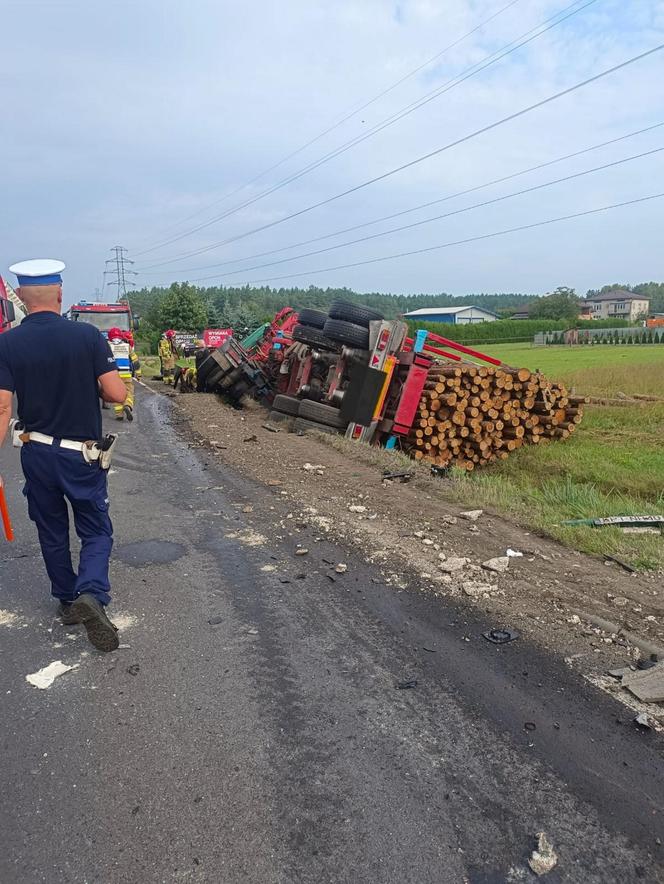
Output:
[
  {"xmin": 158, "ymin": 329, "xmax": 178, "ymax": 384},
  {"xmin": 107, "ymin": 327, "xmax": 140, "ymax": 421}
]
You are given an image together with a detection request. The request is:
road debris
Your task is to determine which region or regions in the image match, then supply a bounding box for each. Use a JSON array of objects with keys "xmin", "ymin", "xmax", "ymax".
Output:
[
  {"xmin": 524, "ymin": 721, "xmax": 537, "ymax": 732},
  {"xmin": 622, "ymin": 663, "xmax": 664, "ymax": 703},
  {"xmin": 482, "ymin": 556, "xmax": 510, "ymax": 573},
  {"xmin": 634, "ymin": 712, "xmax": 653, "ymax": 729},
  {"xmin": 348, "ymin": 504, "xmax": 367, "ymax": 513},
  {"xmin": 262, "ymin": 423, "xmax": 279, "ymax": 433},
  {"xmin": 483, "ymin": 628, "xmax": 520, "ymax": 644},
  {"xmin": 295, "ymin": 548, "xmax": 309, "ymax": 556},
  {"xmin": 382, "ymin": 470, "xmax": 413, "ymax": 482},
  {"xmin": 0, "ymin": 609, "xmax": 19, "ymax": 627},
  {"xmin": 528, "ymin": 832, "xmax": 557, "ymax": 876},
  {"xmin": 243, "ymin": 434, "xmax": 258, "ymax": 443},
  {"xmin": 126, "ymin": 664, "xmax": 140, "ymax": 676},
  {"xmin": 335, "ymin": 563, "xmax": 348, "ymax": 574},
  {"xmin": 208, "ymin": 616, "xmax": 224, "ymax": 625},
  {"xmin": 26, "ymin": 660, "xmax": 78, "ymax": 689},
  {"xmin": 302, "ymin": 463, "xmax": 325, "ymax": 472},
  {"xmin": 462, "ymin": 582, "xmax": 494, "ymax": 598},
  {"xmin": 460, "ymin": 510, "xmax": 483, "ymax": 522},
  {"xmin": 438, "ymin": 556, "xmax": 468, "ymax": 573},
  {"xmin": 604, "ymin": 555, "xmax": 637, "ymax": 574},
  {"xmin": 506, "ymin": 548, "xmax": 523, "ymax": 557},
  {"xmin": 397, "ymin": 679, "xmax": 418, "ymax": 690}
]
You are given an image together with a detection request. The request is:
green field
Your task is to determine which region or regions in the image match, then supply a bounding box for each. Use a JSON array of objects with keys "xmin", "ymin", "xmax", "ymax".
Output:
[{"xmin": 447, "ymin": 345, "xmax": 664, "ymax": 569}]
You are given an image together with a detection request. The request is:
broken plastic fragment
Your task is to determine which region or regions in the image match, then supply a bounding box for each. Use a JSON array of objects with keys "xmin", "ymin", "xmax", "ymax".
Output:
[{"xmin": 26, "ymin": 661, "xmax": 78, "ymax": 689}]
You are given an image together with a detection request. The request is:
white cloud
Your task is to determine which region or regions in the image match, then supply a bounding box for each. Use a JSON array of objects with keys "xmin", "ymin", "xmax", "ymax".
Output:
[{"xmin": 1, "ymin": 0, "xmax": 663, "ymax": 299}]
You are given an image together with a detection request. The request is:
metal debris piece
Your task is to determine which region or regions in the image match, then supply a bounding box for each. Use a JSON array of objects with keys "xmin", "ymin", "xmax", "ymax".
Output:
[
  {"xmin": 528, "ymin": 832, "xmax": 557, "ymax": 876},
  {"xmin": 634, "ymin": 712, "xmax": 653, "ymax": 729},
  {"xmin": 397, "ymin": 679, "xmax": 418, "ymax": 690},
  {"xmin": 382, "ymin": 470, "xmax": 414, "ymax": 482},
  {"xmin": 483, "ymin": 628, "xmax": 520, "ymax": 644},
  {"xmin": 604, "ymin": 555, "xmax": 637, "ymax": 574},
  {"xmin": 262, "ymin": 423, "xmax": 279, "ymax": 433}
]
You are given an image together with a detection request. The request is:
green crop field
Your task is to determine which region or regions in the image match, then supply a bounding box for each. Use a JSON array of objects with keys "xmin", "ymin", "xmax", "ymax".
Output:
[{"xmin": 447, "ymin": 344, "xmax": 664, "ymax": 569}]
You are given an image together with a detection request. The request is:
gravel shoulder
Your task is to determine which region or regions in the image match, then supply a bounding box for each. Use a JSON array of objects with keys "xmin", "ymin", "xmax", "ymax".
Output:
[{"xmin": 149, "ymin": 381, "xmax": 664, "ymax": 725}]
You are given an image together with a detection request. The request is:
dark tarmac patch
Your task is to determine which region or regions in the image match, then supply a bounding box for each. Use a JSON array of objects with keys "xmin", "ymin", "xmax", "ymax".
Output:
[{"xmin": 115, "ymin": 539, "xmax": 186, "ymax": 567}]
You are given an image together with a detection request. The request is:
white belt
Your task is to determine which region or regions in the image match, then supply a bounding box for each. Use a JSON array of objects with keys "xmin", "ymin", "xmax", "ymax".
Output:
[{"xmin": 21, "ymin": 432, "xmax": 101, "ymax": 460}]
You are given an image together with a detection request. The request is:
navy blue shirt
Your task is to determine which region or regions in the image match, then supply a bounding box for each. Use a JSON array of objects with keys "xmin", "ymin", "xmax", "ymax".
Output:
[{"xmin": 0, "ymin": 311, "xmax": 117, "ymax": 442}]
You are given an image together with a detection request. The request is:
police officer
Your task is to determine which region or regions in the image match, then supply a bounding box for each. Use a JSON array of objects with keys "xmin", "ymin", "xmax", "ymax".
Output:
[{"xmin": 0, "ymin": 259, "xmax": 128, "ymax": 652}]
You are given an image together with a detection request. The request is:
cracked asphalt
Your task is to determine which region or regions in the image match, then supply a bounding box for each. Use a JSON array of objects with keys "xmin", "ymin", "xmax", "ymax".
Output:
[{"xmin": 0, "ymin": 389, "xmax": 662, "ymax": 883}]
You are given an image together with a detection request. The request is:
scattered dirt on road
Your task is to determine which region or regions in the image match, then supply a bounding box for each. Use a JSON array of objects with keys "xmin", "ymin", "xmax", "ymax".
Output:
[{"xmin": 146, "ymin": 382, "xmax": 664, "ymax": 720}]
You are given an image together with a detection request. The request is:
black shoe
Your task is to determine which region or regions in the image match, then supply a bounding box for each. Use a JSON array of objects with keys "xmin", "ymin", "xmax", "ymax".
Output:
[
  {"xmin": 123, "ymin": 405, "xmax": 134, "ymax": 422},
  {"xmin": 58, "ymin": 602, "xmax": 80, "ymax": 626},
  {"xmin": 70, "ymin": 593, "xmax": 119, "ymax": 652}
]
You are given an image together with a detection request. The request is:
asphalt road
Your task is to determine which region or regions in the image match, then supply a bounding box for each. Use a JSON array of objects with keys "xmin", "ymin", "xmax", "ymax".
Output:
[{"xmin": 0, "ymin": 389, "xmax": 662, "ymax": 884}]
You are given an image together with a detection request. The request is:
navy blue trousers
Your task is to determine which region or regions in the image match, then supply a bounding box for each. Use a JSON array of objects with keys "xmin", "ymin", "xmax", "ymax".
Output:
[{"xmin": 21, "ymin": 442, "xmax": 113, "ymax": 606}]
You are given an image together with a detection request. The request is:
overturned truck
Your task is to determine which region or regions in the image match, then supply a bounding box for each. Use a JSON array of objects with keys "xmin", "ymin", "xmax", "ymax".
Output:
[{"xmin": 193, "ymin": 299, "xmax": 585, "ymax": 470}]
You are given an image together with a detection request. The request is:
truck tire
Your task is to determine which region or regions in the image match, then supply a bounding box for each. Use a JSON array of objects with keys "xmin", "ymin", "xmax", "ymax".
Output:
[
  {"xmin": 328, "ymin": 299, "xmax": 384, "ymax": 328},
  {"xmin": 272, "ymin": 394, "xmax": 301, "ymax": 416},
  {"xmin": 323, "ymin": 318, "xmax": 369, "ymax": 350},
  {"xmin": 228, "ymin": 379, "xmax": 251, "ymax": 398},
  {"xmin": 292, "ymin": 324, "xmax": 339, "ymax": 351},
  {"xmin": 298, "ymin": 399, "xmax": 347, "ymax": 428},
  {"xmin": 268, "ymin": 410, "xmax": 295, "ymax": 429},
  {"xmin": 293, "ymin": 417, "xmax": 340, "ymax": 436},
  {"xmin": 297, "ymin": 308, "xmax": 327, "ymax": 329}
]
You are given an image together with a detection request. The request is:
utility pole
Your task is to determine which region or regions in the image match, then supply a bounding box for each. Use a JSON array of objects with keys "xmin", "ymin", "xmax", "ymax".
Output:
[{"xmin": 105, "ymin": 246, "xmax": 138, "ymax": 301}]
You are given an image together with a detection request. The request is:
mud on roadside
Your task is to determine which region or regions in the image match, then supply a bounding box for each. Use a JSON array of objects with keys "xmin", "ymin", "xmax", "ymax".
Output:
[{"xmin": 144, "ymin": 381, "xmax": 664, "ymax": 723}]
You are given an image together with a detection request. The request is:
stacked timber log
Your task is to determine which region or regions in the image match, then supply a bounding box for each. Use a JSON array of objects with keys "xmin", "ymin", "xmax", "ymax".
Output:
[{"xmin": 406, "ymin": 364, "xmax": 586, "ymax": 471}]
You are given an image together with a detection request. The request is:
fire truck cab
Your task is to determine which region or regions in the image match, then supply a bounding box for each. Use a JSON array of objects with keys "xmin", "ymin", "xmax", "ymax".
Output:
[{"xmin": 65, "ymin": 301, "xmax": 134, "ymax": 337}]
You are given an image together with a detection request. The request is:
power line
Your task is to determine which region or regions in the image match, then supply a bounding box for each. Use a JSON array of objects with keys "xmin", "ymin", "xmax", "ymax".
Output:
[
  {"xmin": 136, "ymin": 41, "xmax": 664, "ymax": 270},
  {"xmin": 162, "ymin": 147, "xmax": 662, "ymax": 283},
  {"xmin": 133, "ymin": 0, "xmax": 524, "ymax": 248},
  {"xmin": 195, "ymin": 192, "xmax": 664, "ymax": 286},
  {"xmin": 133, "ymin": 0, "xmax": 598, "ymax": 260},
  {"xmin": 140, "ymin": 121, "xmax": 664, "ymax": 275},
  {"xmin": 104, "ymin": 246, "xmax": 137, "ymax": 300}
]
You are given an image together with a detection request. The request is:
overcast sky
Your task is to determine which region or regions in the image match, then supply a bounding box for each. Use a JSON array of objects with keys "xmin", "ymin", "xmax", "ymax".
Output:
[{"xmin": 2, "ymin": 0, "xmax": 663, "ymax": 304}]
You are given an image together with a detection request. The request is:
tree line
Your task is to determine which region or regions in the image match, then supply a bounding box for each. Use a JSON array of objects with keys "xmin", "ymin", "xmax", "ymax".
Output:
[{"xmin": 127, "ymin": 281, "xmax": 662, "ymax": 353}]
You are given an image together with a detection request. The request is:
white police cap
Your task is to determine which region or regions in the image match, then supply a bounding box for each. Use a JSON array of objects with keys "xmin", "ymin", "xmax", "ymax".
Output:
[{"xmin": 9, "ymin": 259, "xmax": 66, "ymax": 286}]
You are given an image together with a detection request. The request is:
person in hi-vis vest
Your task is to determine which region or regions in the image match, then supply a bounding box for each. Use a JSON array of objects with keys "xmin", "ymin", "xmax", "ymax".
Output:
[{"xmin": 108, "ymin": 328, "xmax": 140, "ymax": 421}]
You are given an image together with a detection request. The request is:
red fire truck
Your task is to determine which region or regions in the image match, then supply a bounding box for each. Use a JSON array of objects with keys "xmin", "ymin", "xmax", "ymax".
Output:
[
  {"xmin": 0, "ymin": 276, "xmax": 26, "ymax": 334},
  {"xmin": 65, "ymin": 300, "xmax": 135, "ymax": 337}
]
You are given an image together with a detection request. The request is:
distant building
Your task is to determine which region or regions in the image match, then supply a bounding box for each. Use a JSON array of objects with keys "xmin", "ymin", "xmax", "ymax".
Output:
[
  {"xmin": 402, "ymin": 305, "xmax": 498, "ymax": 325},
  {"xmin": 510, "ymin": 308, "xmax": 531, "ymax": 320},
  {"xmin": 584, "ymin": 290, "xmax": 649, "ymax": 321}
]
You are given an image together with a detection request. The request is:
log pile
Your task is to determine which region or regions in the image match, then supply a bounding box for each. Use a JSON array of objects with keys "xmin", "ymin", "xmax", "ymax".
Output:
[{"xmin": 406, "ymin": 364, "xmax": 586, "ymax": 471}]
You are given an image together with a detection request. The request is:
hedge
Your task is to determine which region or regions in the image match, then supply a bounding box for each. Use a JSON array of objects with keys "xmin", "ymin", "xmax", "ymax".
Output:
[{"xmin": 405, "ymin": 317, "xmax": 632, "ymax": 345}]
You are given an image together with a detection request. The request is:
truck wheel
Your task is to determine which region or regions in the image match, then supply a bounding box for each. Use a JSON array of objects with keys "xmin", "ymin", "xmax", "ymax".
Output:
[
  {"xmin": 328, "ymin": 299, "xmax": 384, "ymax": 328},
  {"xmin": 323, "ymin": 318, "xmax": 369, "ymax": 350},
  {"xmin": 272, "ymin": 394, "xmax": 301, "ymax": 415},
  {"xmin": 298, "ymin": 399, "xmax": 347, "ymax": 428},
  {"xmin": 268, "ymin": 410, "xmax": 295, "ymax": 429},
  {"xmin": 293, "ymin": 417, "xmax": 340, "ymax": 436},
  {"xmin": 292, "ymin": 324, "xmax": 339, "ymax": 351},
  {"xmin": 297, "ymin": 308, "xmax": 327, "ymax": 329}
]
